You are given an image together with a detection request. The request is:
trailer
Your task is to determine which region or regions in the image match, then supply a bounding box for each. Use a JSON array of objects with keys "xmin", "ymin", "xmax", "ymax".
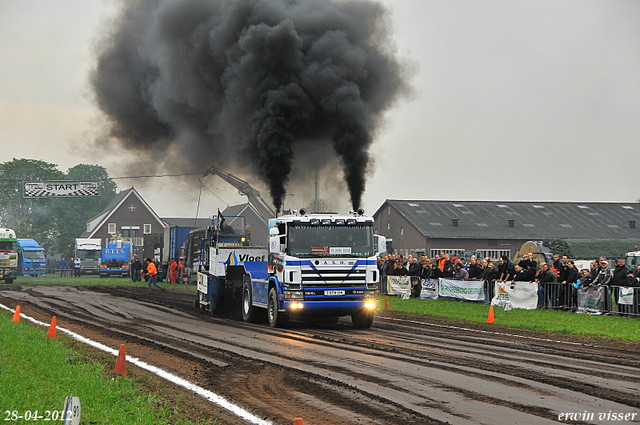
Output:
[
  {"xmin": 100, "ymin": 241, "xmax": 132, "ymax": 278},
  {"xmin": 195, "ymin": 209, "xmax": 385, "ymax": 328}
]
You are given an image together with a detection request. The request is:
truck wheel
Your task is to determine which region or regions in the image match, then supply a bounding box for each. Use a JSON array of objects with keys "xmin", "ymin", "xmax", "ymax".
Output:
[
  {"xmin": 267, "ymin": 287, "xmax": 289, "ymax": 328},
  {"xmin": 242, "ymin": 282, "xmax": 260, "ymax": 323},
  {"xmin": 4, "ymin": 278, "xmax": 13, "ymax": 284},
  {"xmin": 351, "ymin": 309, "xmax": 374, "ymax": 329}
]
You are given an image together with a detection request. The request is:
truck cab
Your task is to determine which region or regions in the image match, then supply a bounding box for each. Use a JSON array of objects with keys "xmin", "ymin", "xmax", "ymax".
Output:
[
  {"xmin": 75, "ymin": 238, "xmax": 102, "ymax": 275},
  {"xmin": 0, "ymin": 229, "xmax": 18, "ymax": 284},
  {"xmin": 17, "ymin": 239, "xmax": 46, "ymax": 276},
  {"xmin": 196, "ymin": 209, "xmax": 385, "ymax": 329}
]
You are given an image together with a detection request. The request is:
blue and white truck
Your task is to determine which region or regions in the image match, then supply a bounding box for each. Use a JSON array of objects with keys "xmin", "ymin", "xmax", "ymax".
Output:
[
  {"xmin": 195, "ymin": 209, "xmax": 384, "ymax": 328},
  {"xmin": 17, "ymin": 239, "xmax": 46, "ymax": 276},
  {"xmin": 99, "ymin": 241, "xmax": 132, "ymax": 278}
]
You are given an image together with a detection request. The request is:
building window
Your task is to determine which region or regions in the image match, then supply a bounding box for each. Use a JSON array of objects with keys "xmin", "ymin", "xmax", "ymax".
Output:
[
  {"xmin": 400, "ymin": 227, "xmax": 404, "ymax": 236},
  {"xmin": 144, "ymin": 224, "xmax": 151, "ymax": 234},
  {"xmin": 477, "ymin": 249, "xmax": 511, "ymax": 261},
  {"xmin": 430, "ymin": 249, "xmax": 464, "ymax": 258},
  {"xmin": 108, "ymin": 223, "xmax": 116, "ymax": 234},
  {"xmin": 387, "ymin": 222, "xmax": 390, "ymax": 230},
  {"xmin": 387, "ymin": 205, "xmax": 391, "ymax": 216}
]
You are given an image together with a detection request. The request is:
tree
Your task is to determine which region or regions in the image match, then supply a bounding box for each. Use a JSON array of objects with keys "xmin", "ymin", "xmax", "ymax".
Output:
[
  {"xmin": 52, "ymin": 164, "xmax": 117, "ymax": 258},
  {"xmin": 0, "ymin": 159, "xmax": 117, "ymax": 259},
  {"xmin": 0, "ymin": 159, "xmax": 64, "ymax": 250}
]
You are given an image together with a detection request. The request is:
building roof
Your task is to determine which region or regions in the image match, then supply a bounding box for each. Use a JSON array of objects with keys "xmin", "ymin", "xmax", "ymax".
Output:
[
  {"xmin": 82, "ymin": 187, "xmax": 167, "ymax": 237},
  {"xmin": 376, "ymin": 200, "xmax": 640, "ymax": 240}
]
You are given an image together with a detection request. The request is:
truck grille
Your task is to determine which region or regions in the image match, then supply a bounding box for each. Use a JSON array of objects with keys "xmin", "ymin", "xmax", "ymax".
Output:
[
  {"xmin": 301, "ymin": 269, "xmax": 366, "ymax": 288},
  {"xmin": 0, "ymin": 259, "xmax": 15, "ymax": 267}
]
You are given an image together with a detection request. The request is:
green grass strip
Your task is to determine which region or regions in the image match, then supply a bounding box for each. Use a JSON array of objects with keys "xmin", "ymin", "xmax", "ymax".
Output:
[
  {"xmin": 0, "ymin": 312, "xmax": 212, "ymax": 424},
  {"xmin": 383, "ymin": 296, "xmax": 640, "ymax": 341}
]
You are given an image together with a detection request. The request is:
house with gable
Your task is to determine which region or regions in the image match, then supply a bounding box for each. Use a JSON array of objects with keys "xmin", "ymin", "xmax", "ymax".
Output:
[{"xmin": 81, "ymin": 187, "xmax": 167, "ymax": 256}]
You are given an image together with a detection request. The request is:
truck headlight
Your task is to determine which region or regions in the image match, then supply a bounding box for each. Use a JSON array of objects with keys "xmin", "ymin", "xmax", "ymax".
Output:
[
  {"xmin": 365, "ymin": 301, "xmax": 376, "ymax": 309},
  {"xmin": 290, "ymin": 302, "xmax": 304, "ymax": 310},
  {"xmin": 284, "ymin": 291, "xmax": 304, "ymax": 300},
  {"xmin": 364, "ymin": 290, "xmax": 377, "ymax": 300}
]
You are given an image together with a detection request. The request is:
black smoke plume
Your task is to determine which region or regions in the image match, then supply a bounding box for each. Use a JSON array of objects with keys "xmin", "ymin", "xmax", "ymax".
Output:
[{"xmin": 91, "ymin": 0, "xmax": 409, "ymax": 212}]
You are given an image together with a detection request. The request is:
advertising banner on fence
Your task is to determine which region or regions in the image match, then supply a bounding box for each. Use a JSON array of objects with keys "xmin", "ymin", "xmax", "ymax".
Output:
[
  {"xmin": 438, "ymin": 279, "xmax": 484, "ymax": 301},
  {"xmin": 24, "ymin": 181, "xmax": 99, "ymax": 198},
  {"xmin": 491, "ymin": 281, "xmax": 538, "ymax": 310},
  {"xmin": 419, "ymin": 279, "xmax": 439, "ymax": 300},
  {"xmin": 618, "ymin": 287, "xmax": 634, "ymax": 305},
  {"xmin": 577, "ymin": 286, "xmax": 605, "ymax": 314},
  {"xmin": 387, "ymin": 276, "xmax": 411, "ymax": 297}
]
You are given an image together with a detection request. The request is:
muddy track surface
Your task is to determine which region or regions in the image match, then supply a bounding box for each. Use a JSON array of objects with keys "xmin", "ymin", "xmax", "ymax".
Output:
[{"xmin": 2, "ymin": 284, "xmax": 640, "ymax": 425}]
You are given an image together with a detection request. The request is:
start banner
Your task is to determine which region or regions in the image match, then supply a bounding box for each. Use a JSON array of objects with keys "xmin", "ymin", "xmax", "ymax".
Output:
[
  {"xmin": 491, "ymin": 281, "xmax": 538, "ymax": 310},
  {"xmin": 24, "ymin": 181, "xmax": 99, "ymax": 198},
  {"xmin": 439, "ymin": 279, "xmax": 484, "ymax": 302}
]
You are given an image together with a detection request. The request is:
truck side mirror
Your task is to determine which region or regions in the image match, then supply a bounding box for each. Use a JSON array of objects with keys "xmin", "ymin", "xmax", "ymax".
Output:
[
  {"xmin": 376, "ymin": 235, "xmax": 387, "ymax": 257},
  {"xmin": 269, "ymin": 236, "xmax": 281, "ymax": 253}
]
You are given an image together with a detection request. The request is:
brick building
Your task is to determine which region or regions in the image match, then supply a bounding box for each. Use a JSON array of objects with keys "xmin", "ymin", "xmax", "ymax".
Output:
[{"xmin": 373, "ymin": 200, "xmax": 640, "ymax": 261}]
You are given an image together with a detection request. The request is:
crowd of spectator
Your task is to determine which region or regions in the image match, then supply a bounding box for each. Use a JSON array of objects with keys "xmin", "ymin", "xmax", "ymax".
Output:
[{"xmin": 377, "ymin": 251, "xmax": 640, "ymax": 306}]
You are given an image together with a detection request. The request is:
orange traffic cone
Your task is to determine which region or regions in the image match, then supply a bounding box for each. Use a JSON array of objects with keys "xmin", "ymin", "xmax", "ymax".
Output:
[
  {"xmin": 12, "ymin": 305, "xmax": 20, "ymax": 322},
  {"xmin": 487, "ymin": 305, "xmax": 495, "ymax": 324},
  {"xmin": 385, "ymin": 296, "xmax": 390, "ymax": 310},
  {"xmin": 294, "ymin": 418, "xmax": 303, "ymax": 425},
  {"xmin": 46, "ymin": 316, "xmax": 57, "ymax": 339},
  {"xmin": 114, "ymin": 344, "xmax": 127, "ymax": 377}
]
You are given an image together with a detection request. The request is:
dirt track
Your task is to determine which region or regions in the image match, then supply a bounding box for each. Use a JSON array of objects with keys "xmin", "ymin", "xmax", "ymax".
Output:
[{"xmin": 2, "ymin": 284, "xmax": 640, "ymax": 424}]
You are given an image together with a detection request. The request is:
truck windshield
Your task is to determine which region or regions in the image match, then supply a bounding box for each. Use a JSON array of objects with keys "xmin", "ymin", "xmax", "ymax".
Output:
[
  {"xmin": 0, "ymin": 241, "xmax": 17, "ymax": 251},
  {"xmin": 77, "ymin": 251, "xmax": 101, "ymax": 261},
  {"xmin": 288, "ymin": 225, "xmax": 374, "ymax": 257},
  {"xmin": 24, "ymin": 251, "xmax": 45, "ymax": 259}
]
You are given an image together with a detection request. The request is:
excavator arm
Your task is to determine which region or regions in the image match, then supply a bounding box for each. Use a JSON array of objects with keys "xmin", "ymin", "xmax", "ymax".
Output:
[{"xmin": 203, "ymin": 165, "xmax": 275, "ymax": 225}]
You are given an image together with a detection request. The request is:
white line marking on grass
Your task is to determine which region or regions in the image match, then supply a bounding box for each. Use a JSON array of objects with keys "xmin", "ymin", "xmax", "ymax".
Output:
[{"xmin": 0, "ymin": 303, "xmax": 272, "ymax": 425}]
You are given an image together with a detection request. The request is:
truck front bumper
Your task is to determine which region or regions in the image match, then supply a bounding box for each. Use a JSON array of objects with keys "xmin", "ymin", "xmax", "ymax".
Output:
[{"xmin": 283, "ymin": 299, "xmax": 377, "ymax": 316}]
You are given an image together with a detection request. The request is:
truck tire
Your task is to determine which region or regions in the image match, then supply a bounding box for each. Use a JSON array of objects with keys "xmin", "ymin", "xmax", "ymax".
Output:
[
  {"xmin": 4, "ymin": 278, "xmax": 13, "ymax": 284},
  {"xmin": 242, "ymin": 281, "xmax": 265, "ymax": 323},
  {"xmin": 351, "ymin": 309, "xmax": 374, "ymax": 329},
  {"xmin": 267, "ymin": 287, "xmax": 289, "ymax": 328}
]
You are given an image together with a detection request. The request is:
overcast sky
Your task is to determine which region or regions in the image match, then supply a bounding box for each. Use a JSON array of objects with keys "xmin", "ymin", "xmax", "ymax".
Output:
[{"xmin": 1, "ymin": 0, "xmax": 639, "ymax": 219}]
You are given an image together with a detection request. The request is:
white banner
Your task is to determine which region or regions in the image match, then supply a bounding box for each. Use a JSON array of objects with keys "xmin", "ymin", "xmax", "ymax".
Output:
[
  {"xmin": 491, "ymin": 281, "xmax": 538, "ymax": 310},
  {"xmin": 24, "ymin": 181, "xmax": 99, "ymax": 197},
  {"xmin": 387, "ymin": 276, "xmax": 411, "ymax": 297},
  {"xmin": 438, "ymin": 279, "xmax": 484, "ymax": 301},
  {"xmin": 419, "ymin": 279, "xmax": 439, "ymax": 300},
  {"xmin": 618, "ymin": 287, "xmax": 635, "ymax": 305}
]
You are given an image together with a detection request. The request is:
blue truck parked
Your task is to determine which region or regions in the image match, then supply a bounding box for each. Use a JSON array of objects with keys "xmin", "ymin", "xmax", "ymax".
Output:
[
  {"xmin": 17, "ymin": 239, "xmax": 46, "ymax": 276},
  {"xmin": 195, "ymin": 209, "xmax": 385, "ymax": 328},
  {"xmin": 99, "ymin": 242, "xmax": 132, "ymax": 278}
]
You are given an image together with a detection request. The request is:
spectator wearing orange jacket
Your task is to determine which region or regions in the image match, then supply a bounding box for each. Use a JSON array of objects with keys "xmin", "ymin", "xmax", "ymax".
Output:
[{"xmin": 146, "ymin": 258, "xmax": 165, "ymax": 293}]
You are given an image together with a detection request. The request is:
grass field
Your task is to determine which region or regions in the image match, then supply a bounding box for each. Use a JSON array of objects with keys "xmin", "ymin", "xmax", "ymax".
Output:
[
  {"xmin": 0, "ymin": 312, "xmax": 216, "ymax": 425},
  {"xmin": 383, "ymin": 295, "xmax": 640, "ymax": 341}
]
